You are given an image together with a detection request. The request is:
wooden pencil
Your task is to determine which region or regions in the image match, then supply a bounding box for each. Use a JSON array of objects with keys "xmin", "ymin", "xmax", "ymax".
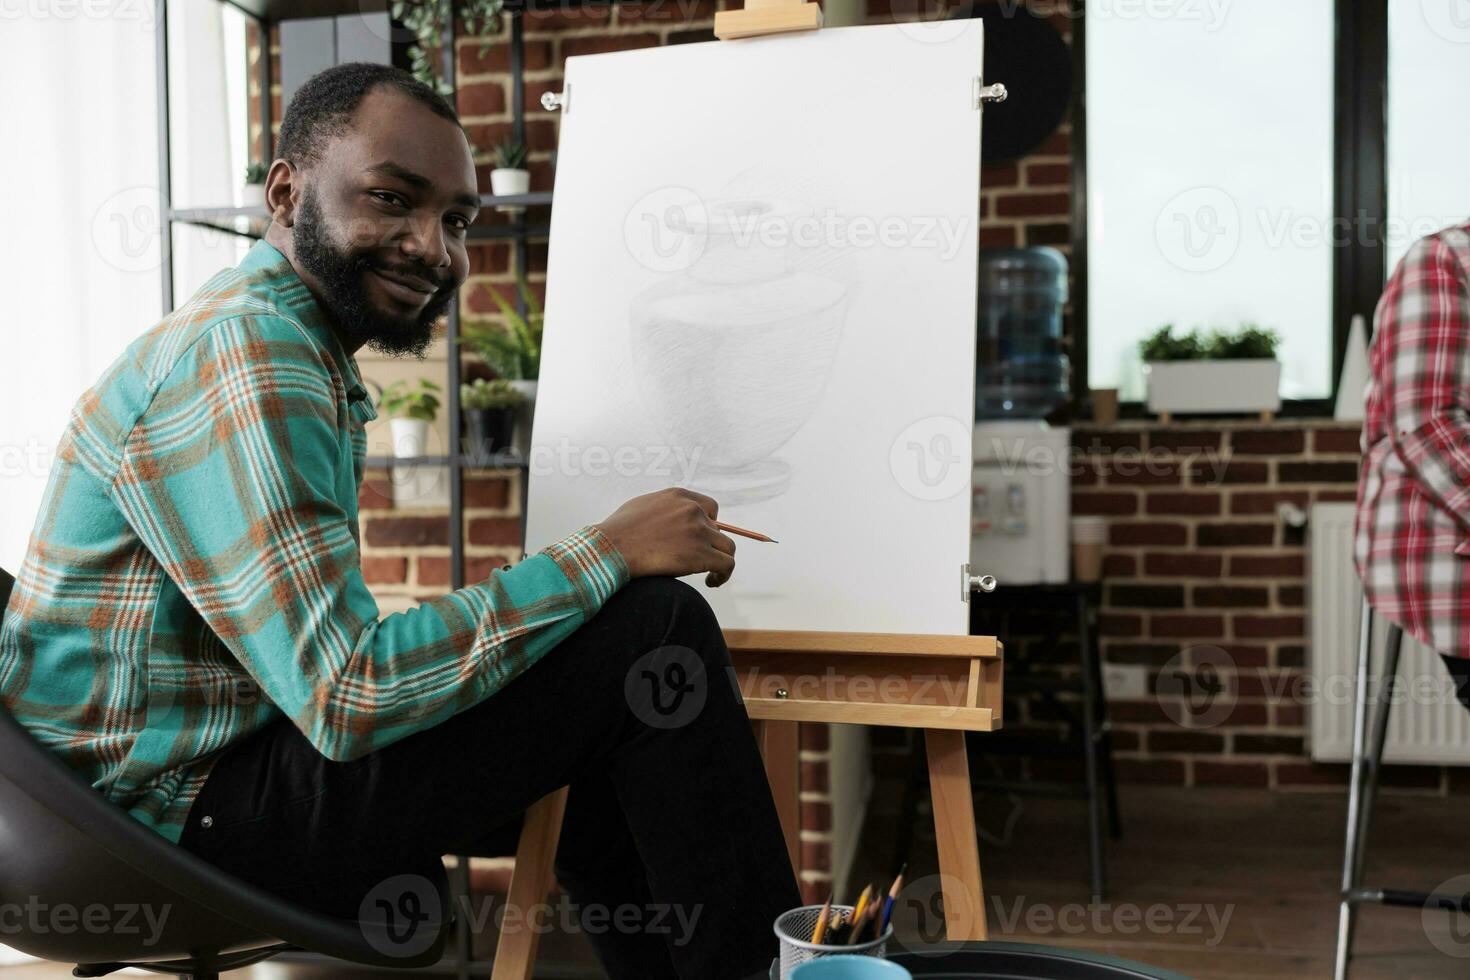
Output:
[
  {"xmin": 880, "ymin": 863, "xmax": 905, "ymax": 933},
  {"xmin": 810, "ymin": 892, "xmax": 833, "ymax": 944},
  {"xmin": 852, "ymin": 893, "xmax": 880, "ymax": 943},
  {"xmin": 713, "ymin": 520, "xmax": 778, "ymax": 543},
  {"xmin": 847, "ymin": 885, "xmax": 873, "ymax": 944},
  {"xmin": 824, "ymin": 909, "xmax": 846, "ymax": 945}
]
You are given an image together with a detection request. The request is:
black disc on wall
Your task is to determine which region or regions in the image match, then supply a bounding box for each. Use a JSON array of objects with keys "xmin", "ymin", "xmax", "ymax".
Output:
[{"xmin": 957, "ymin": 2, "xmax": 1074, "ymax": 164}]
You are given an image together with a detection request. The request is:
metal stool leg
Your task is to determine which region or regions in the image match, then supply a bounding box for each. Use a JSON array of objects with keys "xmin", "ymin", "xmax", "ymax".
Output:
[
  {"xmin": 1334, "ymin": 598, "xmax": 1375, "ymax": 980},
  {"xmin": 1076, "ymin": 589, "xmax": 1106, "ymax": 901},
  {"xmin": 1354, "ymin": 623, "xmax": 1403, "ymax": 882},
  {"xmin": 1333, "ymin": 599, "xmax": 1403, "ymax": 980}
]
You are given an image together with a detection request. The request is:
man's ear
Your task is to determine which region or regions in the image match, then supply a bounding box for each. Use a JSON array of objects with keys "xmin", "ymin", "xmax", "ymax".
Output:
[{"xmin": 263, "ymin": 159, "xmax": 298, "ymax": 227}]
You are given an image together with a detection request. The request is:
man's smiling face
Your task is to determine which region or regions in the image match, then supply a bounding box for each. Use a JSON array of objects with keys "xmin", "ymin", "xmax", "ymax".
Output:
[{"xmin": 266, "ymin": 84, "xmax": 480, "ymax": 358}]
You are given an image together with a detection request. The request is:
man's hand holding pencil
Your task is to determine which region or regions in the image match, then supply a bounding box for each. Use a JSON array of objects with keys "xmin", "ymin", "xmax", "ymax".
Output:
[{"xmin": 595, "ymin": 487, "xmax": 777, "ymax": 589}]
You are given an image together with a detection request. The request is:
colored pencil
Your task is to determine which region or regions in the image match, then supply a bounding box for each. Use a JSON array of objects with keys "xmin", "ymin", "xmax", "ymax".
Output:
[
  {"xmin": 824, "ymin": 910, "xmax": 846, "ymax": 945},
  {"xmin": 880, "ymin": 864, "xmax": 905, "ymax": 933},
  {"xmin": 713, "ymin": 520, "xmax": 778, "ymax": 543},
  {"xmin": 810, "ymin": 892, "xmax": 833, "ymax": 944},
  {"xmin": 829, "ymin": 909, "xmax": 853, "ymax": 946},
  {"xmin": 847, "ymin": 885, "xmax": 873, "ymax": 943}
]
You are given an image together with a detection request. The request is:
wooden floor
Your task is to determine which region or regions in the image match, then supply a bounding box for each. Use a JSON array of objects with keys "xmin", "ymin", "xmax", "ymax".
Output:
[
  {"xmin": 5, "ymin": 784, "xmax": 1469, "ymax": 978},
  {"xmin": 851, "ymin": 782, "xmax": 1470, "ymax": 979}
]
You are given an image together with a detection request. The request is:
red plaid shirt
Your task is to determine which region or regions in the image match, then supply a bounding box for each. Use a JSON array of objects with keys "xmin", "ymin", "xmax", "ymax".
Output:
[{"xmin": 1356, "ymin": 220, "xmax": 1470, "ymax": 658}]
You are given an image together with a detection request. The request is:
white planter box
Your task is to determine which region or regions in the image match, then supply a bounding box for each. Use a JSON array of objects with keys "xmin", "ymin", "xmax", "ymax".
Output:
[
  {"xmin": 489, "ymin": 168, "xmax": 530, "ymax": 198},
  {"xmin": 1144, "ymin": 359, "xmax": 1282, "ymax": 416},
  {"xmin": 240, "ymin": 183, "xmax": 266, "ymax": 208}
]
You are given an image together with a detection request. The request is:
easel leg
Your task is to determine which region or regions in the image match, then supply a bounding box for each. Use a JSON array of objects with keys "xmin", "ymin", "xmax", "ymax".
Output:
[
  {"xmin": 756, "ymin": 719, "xmax": 802, "ymax": 880},
  {"xmin": 924, "ymin": 728, "xmax": 987, "ymax": 940},
  {"xmin": 491, "ymin": 787, "xmax": 569, "ymax": 980}
]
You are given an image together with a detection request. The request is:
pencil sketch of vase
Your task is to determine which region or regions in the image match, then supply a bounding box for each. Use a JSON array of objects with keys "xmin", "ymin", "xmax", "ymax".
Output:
[{"xmin": 630, "ymin": 191, "xmax": 854, "ymax": 507}]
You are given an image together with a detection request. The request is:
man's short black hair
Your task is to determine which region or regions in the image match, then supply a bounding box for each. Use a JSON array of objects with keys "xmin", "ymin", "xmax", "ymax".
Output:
[{"xmin": 277, "ymin": 62, "xmax": 460, "ymax": 168}]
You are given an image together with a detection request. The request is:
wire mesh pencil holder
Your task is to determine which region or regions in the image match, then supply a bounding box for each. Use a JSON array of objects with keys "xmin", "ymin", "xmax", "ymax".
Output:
[{"xmin": 774, "ymin": 904, "xmax": 893, "ymax": 979}]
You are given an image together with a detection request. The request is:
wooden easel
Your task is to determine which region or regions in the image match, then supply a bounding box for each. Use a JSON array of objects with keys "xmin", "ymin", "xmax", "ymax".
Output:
[
  {"xmin": 489, "ymin": 627, "xmax": 1004, "ymax": 980},
  {"xmin": 734, "ymin": 628, "xmax": 1003, "ymax": 941},
  {"xmin": 489, "ymin": 14, "xmax": 1002, "ymax": 978},
  {"xmin": 713, "ymin": 0, "xmax": 823, "ymax": 40}
]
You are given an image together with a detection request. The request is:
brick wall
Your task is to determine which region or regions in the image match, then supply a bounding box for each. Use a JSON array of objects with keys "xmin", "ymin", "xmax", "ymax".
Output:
[
  {"xmin": 1069, "ymin": 420, "xmax": 1470, "ymax": 795},
  {"xmin": 869, "ymin": 422, "xmax": 1468, "ymax": 803}
]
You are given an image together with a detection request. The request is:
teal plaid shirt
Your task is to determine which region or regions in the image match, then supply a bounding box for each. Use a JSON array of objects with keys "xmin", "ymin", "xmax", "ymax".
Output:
[{"xmin": 0, "ymin": 239, "xmax": 629, "ymax": 843}]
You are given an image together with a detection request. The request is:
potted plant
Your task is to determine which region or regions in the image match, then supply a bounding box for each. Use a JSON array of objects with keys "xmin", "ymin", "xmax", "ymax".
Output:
[
  {"xmin": 378, "ymin": 377, "xmax": 442, "ymax": 457},
  {"xmin": 461, "ymin": 378, "xmax": 525, "ymax": 460},
  {"xmin": 377, "ymin": 378, "xmax": 444, "ymax": 504},
  {"xmin": 241, "ymin": 162, "xmax": 268, "ymax": 209},
  {"xmin": 460, "ymin": 275, "xmax": 542, "ymax": 454},
  {"xmin": 489, "ymin": 139, "xmax": 530, "ymax": 199},
  {"xmin": 393, "ymin": 0, "xmax": 506, "ymax": 97},
  {"xmin": 1140, "ymin": 323, "xmax": 1283, "ymax": 421}
]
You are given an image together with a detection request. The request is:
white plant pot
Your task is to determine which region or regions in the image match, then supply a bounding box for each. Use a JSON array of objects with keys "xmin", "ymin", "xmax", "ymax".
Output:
[
  {"xmin": 1144, "ymin": 359, "xmax": 1282, "ymax": 416},
  {"xmin": 389, "ymin": 417, "xmax": 448, "ymax": 507},
  {"xmin": 240, "ymin": 184, "xmax": 266, "ymax": 208},
  {"xmin": 490, "ymin": 168, "xmax": 530, "ymax": 198},
  {"xmin": 509, "ymin": 380, "xmax": 537, "ymax": 458}
]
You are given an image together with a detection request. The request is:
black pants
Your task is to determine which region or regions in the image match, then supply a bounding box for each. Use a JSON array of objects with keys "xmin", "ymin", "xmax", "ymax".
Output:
[
  {"xmin": 177, "ymin": 576, "xmax": 800, "ymax": 980},
  {"xmin": 1443, "ymin": 653, "xmax": 1470, "ymax": 710}
]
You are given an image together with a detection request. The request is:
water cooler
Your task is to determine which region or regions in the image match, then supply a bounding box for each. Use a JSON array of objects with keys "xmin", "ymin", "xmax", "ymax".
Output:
[{"xmin": 971, "ymin": 248, "xmax": 1071, "ymax": 585}]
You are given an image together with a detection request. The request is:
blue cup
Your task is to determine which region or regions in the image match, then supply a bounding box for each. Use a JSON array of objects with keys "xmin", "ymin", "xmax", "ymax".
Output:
[{"xmin": 790, "ymin": 956, "xmax": 913, "ymax": 980}]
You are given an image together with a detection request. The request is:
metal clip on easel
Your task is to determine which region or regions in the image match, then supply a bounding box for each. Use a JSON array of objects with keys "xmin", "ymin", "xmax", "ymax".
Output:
[{"xmin": 962, "ymin": 563, "xmax": 998, "ymax": 602}]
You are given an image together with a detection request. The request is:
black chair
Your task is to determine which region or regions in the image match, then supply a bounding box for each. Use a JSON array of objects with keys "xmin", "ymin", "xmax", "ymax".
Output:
[{"xmin": 0, "ymin": 565, "xmax": 453, "ymax": 979}]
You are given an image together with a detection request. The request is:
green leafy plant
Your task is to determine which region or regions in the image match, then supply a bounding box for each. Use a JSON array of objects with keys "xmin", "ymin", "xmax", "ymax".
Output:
[
  {"xmin": 1139, "ymin": 323, "xmax": 1282, "ymax": 362},
  {"xmin": 1204, "ymin": 323, "xmax": 1282, "ymax": 359},
  {"xmin": 377, "ymin": 378, "xmax": 442, "ymax": 422},
  {"xmin": 1138, "ymin": 324, "xmax": 1204, "ymax": 362},
  {"xmin": 460, "ymin": 377, "xmax": 525, "ymax": 410},
  {"xmin": 460, "ymin": 276, "xmax": 542, "ymax": 380},
  {"xmin": 391, "ymin": 0, "xmax": 505, "ymax": 97},
  {"xmin": 494, "ymin": 139, "xmax": 528, "ymax": 170},
  {"xmin": 243, "ymin": 162, "xmax": 268, "ymax": 185}
]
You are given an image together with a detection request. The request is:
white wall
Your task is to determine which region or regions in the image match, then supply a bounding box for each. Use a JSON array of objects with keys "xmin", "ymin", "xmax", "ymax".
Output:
[
  {"xmin": 0, "ymin": 11, "xmax": 162, "ymax": 573},
  {"xmin": 0, "ymin": 4, "xmax": 253, "ymax": 575}
]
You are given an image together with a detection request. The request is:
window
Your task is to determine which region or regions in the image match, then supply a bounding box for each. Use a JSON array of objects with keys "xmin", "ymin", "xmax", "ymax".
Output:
[
  {"xmin": 1385, "ymin": 2, "xmax": 1470, "ymax": 275},
  {"xmin": 1086, "ymin": 0, "xmax": 1336, "ymax": 402},
  {"xmin": 167, "ymin": 0, "xmax": 256, "ymax": 300}
]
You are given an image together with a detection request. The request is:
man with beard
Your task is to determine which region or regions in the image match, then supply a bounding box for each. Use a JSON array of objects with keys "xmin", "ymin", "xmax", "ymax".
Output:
[{"xmin": 0, "ymin": 63, "xmax": 798, "ymax": 980}]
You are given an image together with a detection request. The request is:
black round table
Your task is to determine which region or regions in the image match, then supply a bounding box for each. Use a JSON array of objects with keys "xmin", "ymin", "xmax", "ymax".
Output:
[{"xmin": 771, "ymin": 942, "xmax": 1193, "ymax": 979}]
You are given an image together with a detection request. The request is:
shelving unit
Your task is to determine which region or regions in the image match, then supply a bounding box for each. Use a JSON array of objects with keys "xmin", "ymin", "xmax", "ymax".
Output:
[{"xmin": 155, "ymin": 0, "xmax": 555, "ymax": 600}]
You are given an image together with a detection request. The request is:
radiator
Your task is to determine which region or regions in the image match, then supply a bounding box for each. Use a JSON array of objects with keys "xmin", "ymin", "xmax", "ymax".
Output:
[{"xmin": 1308, "ymin": 502, "xmax": 1470, "ymax": 765}]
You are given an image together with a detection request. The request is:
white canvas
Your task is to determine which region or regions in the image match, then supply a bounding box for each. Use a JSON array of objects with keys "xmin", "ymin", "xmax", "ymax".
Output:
[{"xmin": 525, "ymin": 20, "xmax": 984, "ymax": 635}]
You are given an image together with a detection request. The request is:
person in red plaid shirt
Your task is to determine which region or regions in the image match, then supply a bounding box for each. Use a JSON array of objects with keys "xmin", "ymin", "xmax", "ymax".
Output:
[{"xmin": 1355, "ymin": 220, "xmax": 1470, "ymax": 698}]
